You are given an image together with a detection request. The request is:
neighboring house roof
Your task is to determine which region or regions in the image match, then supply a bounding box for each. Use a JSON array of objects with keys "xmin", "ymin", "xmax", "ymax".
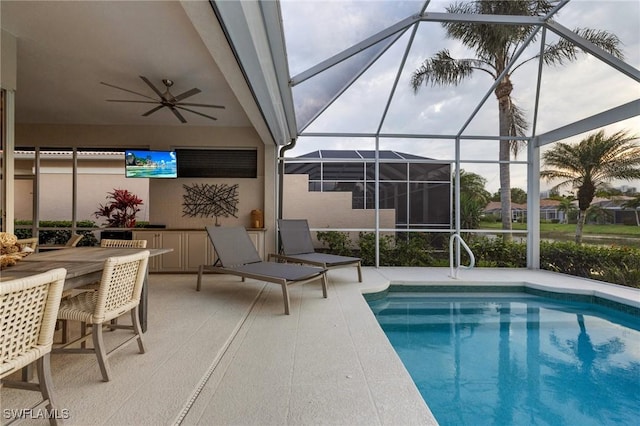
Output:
[
  {"xmin": 539, "ymin": 199, "xmax": 561, "ymax": 208},
  {"xmin": 592, "ymin": 196, "xmax": 636, "ymax": 210},
  {"xmin": 484, "ymin": 197, "xmax": 638, "ymax": 213},
  {"xmin": 484, "ymin": 201, "xmax": 527, "ymax": 213},
  {"xmin": 296, "ymin": 150, "xmax": 436, "ymax": 160}
]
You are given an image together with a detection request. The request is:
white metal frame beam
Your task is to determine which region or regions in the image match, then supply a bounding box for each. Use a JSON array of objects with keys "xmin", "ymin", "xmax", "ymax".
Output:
[{"xmin": 536, "ymin": 99, "xmax": 640, "ymax": 147}]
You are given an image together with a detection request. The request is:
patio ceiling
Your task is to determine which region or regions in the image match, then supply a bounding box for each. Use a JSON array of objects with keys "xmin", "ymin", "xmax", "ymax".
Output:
[{"xmin": 0, "ymin": 0, "xmax": 282, "ymax": 146}]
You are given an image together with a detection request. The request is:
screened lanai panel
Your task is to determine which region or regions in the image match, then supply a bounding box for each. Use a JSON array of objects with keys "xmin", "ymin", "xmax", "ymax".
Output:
[
  {"xmin": 409, "ymin": 182, "xmax": 450, "ymax": 226},
  {"xmin": 559, "ymin": 0, "xmax": 640, "ymax": 71},
  {"xmin": 284, "ymin": 162, "xmax": 321, "ymax": 179},
  {"xmin": 291, "ymin": 30, "xmax": 405, "ymax": 133},
  {"xmin": 536, "ymin": 0, "xmax": 639, "ymax": 137},
  {"xmin": 280, "ymin": 0, "xmax": 425, "ymax": 76},
  {"xmin": 538, "ymin": 115, "xmax": 640, "ymax": 189},
  {"xmin": 459, "ymin": 161, "xmax": 529, "ymax": 220},
  {"xmin": 536, "ymin": 34, "xmax": 640, "ymax": 137},
  {"xmin": 410, "ymin": 163, "xmax": 451, "ymax": 181},
  {"xmin": 378, "ymin": 138, "xmax": 456, "ymax": 163},
  {"xmin": 459, "ymin": 139, "xmax": 529, "ymax": 162},
  {"xmin": 380, "ymin": 20, "xmax": 504, "ymax": 136},
  {"xmin": 459, "ymin": 38, "xmax": 541, "ymax": 138},
  {"xmin": 300, "ymin": 30, "xmax": 413, "ymax": 134}
]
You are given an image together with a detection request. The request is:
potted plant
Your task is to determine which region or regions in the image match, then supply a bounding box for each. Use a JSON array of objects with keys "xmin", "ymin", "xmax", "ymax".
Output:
[{"xmin": 94, "ymin": 189, "xmax": 143, "ymax": 239}]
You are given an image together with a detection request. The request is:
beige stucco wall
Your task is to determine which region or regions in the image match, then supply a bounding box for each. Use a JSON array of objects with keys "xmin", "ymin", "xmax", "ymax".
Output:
[
  {"xmin": 14, "ymin": 123, "xmax": 268, "ymax": 231},
  {"xmin": 282, "ymin": 174, "xmax": 396, "ymax": 248},
  {"xmin": 14, "ymin": 157, "xmax": 149, "ymax": 222}
]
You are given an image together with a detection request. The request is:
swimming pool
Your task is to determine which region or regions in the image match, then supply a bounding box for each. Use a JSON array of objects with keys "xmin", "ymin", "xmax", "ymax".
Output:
[{"xmin": 367, "ymin": 290, "xmax": 640, "ymax": 426}]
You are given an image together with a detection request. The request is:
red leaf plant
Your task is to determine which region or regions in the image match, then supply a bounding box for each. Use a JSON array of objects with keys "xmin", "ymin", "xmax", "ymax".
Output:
[{"xmin": 94, "ymin": 189, "xmax": 144, "ymax": 228}]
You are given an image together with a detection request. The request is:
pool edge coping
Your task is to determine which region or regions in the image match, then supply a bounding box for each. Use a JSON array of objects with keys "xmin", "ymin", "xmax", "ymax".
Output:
[{"xmin": 360, "ymin": 276, "xmax": 640, "ymax": 317}]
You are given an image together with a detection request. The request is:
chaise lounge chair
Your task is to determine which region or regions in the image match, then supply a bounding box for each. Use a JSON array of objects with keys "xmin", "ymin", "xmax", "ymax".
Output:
[
  {"xmin": 197, "ymin": 226, "xmax": 328, "ymax": 315},
  {"xmin": 270, "ymin": 219, "xmax": 362, "ymax": 282}
]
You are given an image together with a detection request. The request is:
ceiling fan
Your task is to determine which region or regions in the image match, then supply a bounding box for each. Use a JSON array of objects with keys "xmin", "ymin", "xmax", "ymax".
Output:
[{"xmin": 100, "ymin": 76, "xmax": 225, "ymax": 123}]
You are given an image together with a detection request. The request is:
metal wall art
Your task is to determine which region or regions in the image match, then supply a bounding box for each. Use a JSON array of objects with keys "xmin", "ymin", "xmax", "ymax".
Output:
[{"xmin": 182, "ymin": 183, "xmax": 239, "ymax": 224}]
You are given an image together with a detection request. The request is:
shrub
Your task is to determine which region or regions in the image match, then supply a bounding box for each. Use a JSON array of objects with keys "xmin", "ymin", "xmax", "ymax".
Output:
[
  {"xmin": 356, "ymin": 232, "xmax": 436, "ymax": 266},
  {"xmin": 14, "ymin": 220, "xmax": 99, "ymax": 246},
  {"xmin": 94, "ymin": 188, "xmax": 143, "ymax": 228},
  {"xmin": 469, "ymin": 237, "xmax": 638, "ymax": 287},
  {"xmin": 391, "ymin": 233, "xmax": 435, "ymax": 266},
  {"xmin": 316, "ymin": 230, "xmax": 354, "ymax": 256},
  {"xmin": 540, "ymin": 241, "xmax": 639, "ymax": 287},
  {"xmin": 469, "ymin": 237, "xmax": 526, "ymax": 267},
  {"xmin": 302, "ymin": 230, "xmax": 639, "ymax": 287},
  {"xmin": 600, "ymin": 254, "xmax": 640, "ymax": 287},
  {"xmin": 357, "ymin": 232, "xmax": 394, "ymax": 266}
]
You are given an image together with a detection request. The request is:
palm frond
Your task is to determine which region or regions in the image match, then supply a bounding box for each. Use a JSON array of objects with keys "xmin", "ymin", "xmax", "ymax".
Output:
[
  {"xmin": 410, "ymin": 50, "xmax": 484, "ymax": 91},
  {"xmin": 539, "ymin": 27, "xmax": 624, "ymax": 66},
  {"xmin": 511, "ymin": 103, "xmax": 528, "ymax": 134},
  {"xmin": 542, "ymin": 130, "xmax": 640, "ymax": 201},
  {"xmin": 506, "ymin": 101, "xmax": 529, "ymax": 157}
]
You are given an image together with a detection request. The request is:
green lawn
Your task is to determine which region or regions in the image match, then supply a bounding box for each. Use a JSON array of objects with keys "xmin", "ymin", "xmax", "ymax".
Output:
[{"xmin": 479, "ymin": 221, "xmax": 640, "ymax": 237}]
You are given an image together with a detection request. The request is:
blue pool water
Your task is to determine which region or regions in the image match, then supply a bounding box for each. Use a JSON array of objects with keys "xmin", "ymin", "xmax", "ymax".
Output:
[{"xmin": 367, "ymin": 292, "xmax": 640, "ymax": 426}]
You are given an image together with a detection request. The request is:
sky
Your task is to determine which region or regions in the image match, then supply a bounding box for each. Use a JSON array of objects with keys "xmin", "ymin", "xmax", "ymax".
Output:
[{"xmin": 278, "ymin": 0, "xmax": 640, "ymax": 195}]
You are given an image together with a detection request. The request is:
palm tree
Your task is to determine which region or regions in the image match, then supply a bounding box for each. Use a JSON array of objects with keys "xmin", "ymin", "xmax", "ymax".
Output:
[
  {"xmin": 454, "ymin": 170, "xmax": 492, "ymax": 229},
  {"xmin": 541, "ymin": 130, "xmax": 640, "ymax": 243},
  {"xmin": 458, "ymin": 169, "xmax": 491, "ymax": 206},
  {"xmin": 555, "ymin": 196, "xmax": 576, "ymax": 224},
  {"xmin": 410, "ymin": 0, "xmax": 623, "ymax": 241},
  {"xmin": 621, "ymin": 195, "xmax": 640, "ymax": 226}
]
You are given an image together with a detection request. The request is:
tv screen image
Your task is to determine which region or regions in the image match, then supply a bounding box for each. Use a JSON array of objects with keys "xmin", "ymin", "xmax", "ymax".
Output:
[{"xmin": 125, "ymin": 150, "xmax": 177, "ymax": 178}]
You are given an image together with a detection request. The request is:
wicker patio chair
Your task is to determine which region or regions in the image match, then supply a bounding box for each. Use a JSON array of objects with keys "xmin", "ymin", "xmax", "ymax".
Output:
[
  {"xmin": 54, "ymin": 250, "xmax": 149, "ymax": 382},
  {"xmin": 16, "ymin": 237, "xmax": 39, "ymax": 251},
  {"xmin": 65, "ymin": 234, "xmax": 84, "ymax": 247},
  {"xmin": 1, "ymin": 268, "xmax": 67, "ymax": 426},
  {"xmin": 75, "ymin": 239, "xmax": 147, "ymax": 293},
  {"xmin": 100, "ymin": 239, "xmax": 147, "ymax": 248},
  {"xmin": 38, "ymin": 234, "xmax": 83, "ymax": 252}
]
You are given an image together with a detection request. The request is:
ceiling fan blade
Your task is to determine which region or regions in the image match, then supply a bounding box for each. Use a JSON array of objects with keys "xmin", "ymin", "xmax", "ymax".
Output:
[
  {"xmin": 139, "ymin": 76, "xmax": 165, "ymax": 99},
  {"xmin": 170, "ymin": 107, "xmax": 187, "ymax": 123},
  {"xmin": 142, "ymin": 105, "xmax": 165, "ymax": 117},
  {"xmin": 100, "ymin": 82, "xmax": 156, "ymax": 100},
  {"xmin": 173, "ymin": 88, "xmax": 201, "ymax": 102},
  {"xmin": 178, "ymin": 102, "xmax": 225, "ymax": 109},
  {"xmin": 106, "ymin": 99, "xmax": 159, "ymax": 104},
  {"xmin": 176, "ymin": 106, "xmax": 218, "ymax": 121}
]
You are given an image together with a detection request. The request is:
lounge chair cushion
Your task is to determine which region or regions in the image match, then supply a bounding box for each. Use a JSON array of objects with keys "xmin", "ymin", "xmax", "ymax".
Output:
[
  {"xmin": 232, "ymin": 262, "xmax": 325, "ymax": 281},
  {"xmin": 278, "ymin": 219, "xmax": 316, "ymax": 255},
  {"xmin": 279, "ymin": 252, "xmax": 360, "ymax": 267}
]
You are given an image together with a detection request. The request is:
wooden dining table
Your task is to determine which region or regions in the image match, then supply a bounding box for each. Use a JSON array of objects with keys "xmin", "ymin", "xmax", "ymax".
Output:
[{"xmin": 0, "ymin": 247, "xmax": 172, "ymax": 332}]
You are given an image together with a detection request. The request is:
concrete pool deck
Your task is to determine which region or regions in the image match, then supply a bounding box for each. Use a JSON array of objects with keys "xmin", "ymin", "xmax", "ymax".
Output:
[{"xmin": 2, "ymin": 267, "xmax": 638, "ymax": 425}]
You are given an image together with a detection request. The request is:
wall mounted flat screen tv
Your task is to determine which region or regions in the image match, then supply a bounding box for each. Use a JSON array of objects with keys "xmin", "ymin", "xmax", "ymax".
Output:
[{"xmin": 125, "ymin": 150, "xmax": 178, "ymax": 178}]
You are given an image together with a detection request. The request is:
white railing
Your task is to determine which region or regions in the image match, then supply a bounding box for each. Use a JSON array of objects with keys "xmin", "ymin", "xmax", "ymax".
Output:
[{"xmin": 449, "ymin": 234, "xmax": 475, "ymax": 279}]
